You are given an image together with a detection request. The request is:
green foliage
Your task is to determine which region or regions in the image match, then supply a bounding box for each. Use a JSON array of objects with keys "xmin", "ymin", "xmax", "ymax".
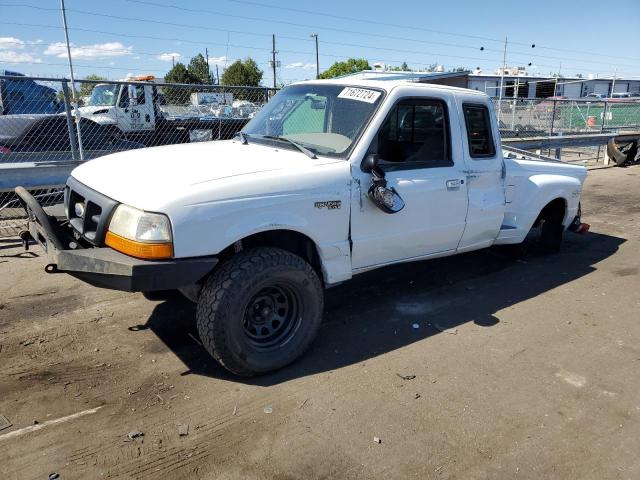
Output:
[
  {"xmin": 80, "ymin": 74, "xmax": 106, "ymax": 97},
  {"xmin": 165, "ymin": 62, "xmax": 194, "ymax": 84},
  {"xmin": 220, "ymin": 58, "xmax": 263, "ymax": 87},
  {"xmin": 390, "ymin": 62, "xmax": 411, "ymax": 72},
  {"xmin": 163, "ymin": 62, "xmax": 197, "ymax": 104},
  {"xmin": 219, "ymin": 58, "xmax": 264, "ymax": 100},
  {"xmin": 188, "ymin": 53, "xmax": 213, "ymax": 84},
  {"xmin": 318, "ymin": 58, "xmax": 370, "ymax": 79}
]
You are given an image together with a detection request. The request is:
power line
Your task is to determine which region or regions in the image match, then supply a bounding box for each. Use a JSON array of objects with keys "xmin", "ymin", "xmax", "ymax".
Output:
[
  {"xmin": 123, "ymin": 0, "xmax": 640, "ymax": 62},
  {"xmin": 2, "ymin": 9, "xmax": 637, "ymax": 77},
  {"xmin": 77, "ymin": 2, "xmax": 640, "ymax": 71},
  {"xmin": 2, "ymin": 4, "xmax": 636, "ymax": 73},
  {"xmin": 5, "ymin": 0, "xmax": 611, "ymax": 72},
  {"xmin": 2, "ymin": 59, "xmax": 168, "ymax": 73}
]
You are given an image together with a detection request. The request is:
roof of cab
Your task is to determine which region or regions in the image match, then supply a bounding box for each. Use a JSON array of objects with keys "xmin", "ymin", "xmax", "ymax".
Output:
[{"xmin": 292, "ymin": 78, "xmax": 487, "ymax": 97}]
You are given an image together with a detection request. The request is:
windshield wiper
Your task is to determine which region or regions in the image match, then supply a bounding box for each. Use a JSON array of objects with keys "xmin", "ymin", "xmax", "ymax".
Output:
[
  {"xmin": 260, "ymin": 135, "xmax": 317, "ymax": 159},
  {"xmin": 235, "ymin": 131, "xmax": 249, "ymax": 145}
]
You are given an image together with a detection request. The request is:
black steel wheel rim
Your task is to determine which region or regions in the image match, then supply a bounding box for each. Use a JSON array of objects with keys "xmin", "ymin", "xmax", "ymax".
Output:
[{"xmin": 242, "ymin": 282, "xmax": 302, "ymax": 350}]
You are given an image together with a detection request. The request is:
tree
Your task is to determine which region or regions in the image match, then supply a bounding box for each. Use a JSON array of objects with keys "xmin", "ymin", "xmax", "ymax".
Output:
[
  {"xmin": 390, "ymin": 61, "xmax": 411, "ymax": 72},
  {"xmin": 80, "ymin": 74, "xmax": 106, "ymax": 97},
  {"xmin": 163, "ymin": 62, "xmax": 197, "ymax": 104},
  {"xmin": 165, "ymin": 62, "xmax": 194, "ymax": 84},
  {"xmin": 188, "ymin": 53, "xmax": 213, "ymax": 84},
  {"xmin": 318, "ymin": 58, "xmax": 370, "ymax": 79},
  {"xmin": 220, "ymin": 58, "xmax": 263, "ymax": 87}
]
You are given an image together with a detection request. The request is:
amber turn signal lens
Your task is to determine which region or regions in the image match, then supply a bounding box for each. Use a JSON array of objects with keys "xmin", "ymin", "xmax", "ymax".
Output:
[{"xmin": 105, "ymin": 231, "xmax": 173, "ymax": 260}]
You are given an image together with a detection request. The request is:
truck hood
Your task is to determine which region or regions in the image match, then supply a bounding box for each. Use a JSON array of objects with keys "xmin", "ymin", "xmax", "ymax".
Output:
[
  {"xmin": 76, "ymin": 105, "xmax": 114, "ymax": 115},
  {"xmin": 70, "ymin": 140, "xmax": 339, "ymax": 210}
]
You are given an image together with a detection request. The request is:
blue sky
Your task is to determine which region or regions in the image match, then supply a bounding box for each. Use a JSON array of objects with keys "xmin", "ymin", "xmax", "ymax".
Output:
[{"xmin": 1, "ymin": 0, "xmax": 639, "ymax": 83}]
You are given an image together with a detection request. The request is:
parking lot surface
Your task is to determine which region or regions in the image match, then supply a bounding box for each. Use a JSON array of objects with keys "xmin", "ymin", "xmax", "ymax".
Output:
[{"xmin": 1, "ymin": 165, "xmax": 639, "ymax": 479}]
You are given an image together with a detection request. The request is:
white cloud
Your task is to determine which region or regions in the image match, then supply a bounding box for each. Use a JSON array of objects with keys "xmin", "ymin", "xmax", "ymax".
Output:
[
  {"xmin": 285, "ymin": 62, "xmax": 316, "ymax": 70},
  {"xmin": 0, "ymin": 50, "xmax": 41, "ymax": 63},
  {"xmin": 157, "ymin": 52, "xmax": 182, "ymax": 62},
  {"xmin": 0, "ymin": 37, "xmax": 25, "ymax": 50},
  {"xmin": 207, "ymin": 55, "xmax": 229, "ymax": 66},
  {"xmin": 44, "ymin": 42, "xmax": 132, "ymax": 59}
]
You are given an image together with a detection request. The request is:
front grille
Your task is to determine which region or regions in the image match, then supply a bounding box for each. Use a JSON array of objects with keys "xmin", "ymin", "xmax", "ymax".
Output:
[{"xmin": 64, "ymin": 176, "xmax": 118, "ymax": 246}]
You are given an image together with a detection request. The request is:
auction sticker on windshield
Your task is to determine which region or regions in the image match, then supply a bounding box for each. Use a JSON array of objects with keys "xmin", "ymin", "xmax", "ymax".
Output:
[{"xmin": 338, "ymin": 87, "xmax": 381, "ymax": 103}]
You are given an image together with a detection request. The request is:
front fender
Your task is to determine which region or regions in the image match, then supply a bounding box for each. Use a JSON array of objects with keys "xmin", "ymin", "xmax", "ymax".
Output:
[{"xmin": 169, "ymin": 187, "xmax": 352, "ymax": 285}]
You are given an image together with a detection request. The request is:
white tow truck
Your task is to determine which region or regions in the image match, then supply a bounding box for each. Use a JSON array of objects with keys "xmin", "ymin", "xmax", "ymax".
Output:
[
  {"xmin": 18, "ymin": 79, "xmax": 588, "ymax": 376},
  {"xmin": 77, "ymin": 75, "xmax": 248, "ymax": 145}
]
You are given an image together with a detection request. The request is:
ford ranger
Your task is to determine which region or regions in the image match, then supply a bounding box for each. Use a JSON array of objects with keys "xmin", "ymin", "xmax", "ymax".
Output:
[{"xmin": 16, "ymin": 79, "xmax": 588, "ymax": 376}]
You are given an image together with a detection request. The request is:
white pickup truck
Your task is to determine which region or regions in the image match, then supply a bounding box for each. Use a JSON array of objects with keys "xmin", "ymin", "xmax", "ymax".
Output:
[{"xmin": 17, "ymin": 79, "xmax": 588, "ymax": 376}]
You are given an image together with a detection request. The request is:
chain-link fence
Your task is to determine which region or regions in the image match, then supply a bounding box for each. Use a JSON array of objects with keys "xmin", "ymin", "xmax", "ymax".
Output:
[
  {"xmin": 494, "ymin": 98, "xmax": 640, "ymax": 138},
  {"xmin": 0, "ymin": 74, "xmax": 277, "ymax": 237}
]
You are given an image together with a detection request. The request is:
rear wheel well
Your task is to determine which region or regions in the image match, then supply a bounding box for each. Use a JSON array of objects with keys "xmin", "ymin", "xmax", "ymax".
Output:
[
  {"xmin": 218, "ymin": 230, "xmax": 323, "ymax": 282},
  {"xmin": 534, "ymin": 198, "xmax": 566, "ymax": 228}
]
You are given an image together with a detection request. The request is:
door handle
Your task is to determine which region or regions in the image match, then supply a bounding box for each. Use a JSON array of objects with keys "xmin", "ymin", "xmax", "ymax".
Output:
[{"xmin": 446, "ymin": 179, "xmax": 464, "ymax": 189}]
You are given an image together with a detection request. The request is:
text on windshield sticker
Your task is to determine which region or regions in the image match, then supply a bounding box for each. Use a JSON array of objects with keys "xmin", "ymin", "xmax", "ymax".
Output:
[{"xmin": 337, "ymin": 87, "xmax": 381, "ymax": 103}]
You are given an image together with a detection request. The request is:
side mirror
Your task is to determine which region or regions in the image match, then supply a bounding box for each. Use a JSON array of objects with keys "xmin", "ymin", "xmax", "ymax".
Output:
[
  {"xmin": 310, "ymin": 99, "xmax": 326, "ymax": 110},
  {"xmin": 127, "ymin": 85, "xmax": 138, "ymax": 106},
  {"xmin": 361, "ymin": 153, "xmax": 384, "ymax": 179},
  {"xmin": 362, "ymin": 154, "xmax": 405, "ymax": 214}
]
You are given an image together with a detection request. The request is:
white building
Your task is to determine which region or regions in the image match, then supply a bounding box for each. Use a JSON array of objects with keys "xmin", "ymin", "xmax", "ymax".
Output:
[{"xmin": 339, "ymin": 69, "xmax": 640, "ymax": 99}]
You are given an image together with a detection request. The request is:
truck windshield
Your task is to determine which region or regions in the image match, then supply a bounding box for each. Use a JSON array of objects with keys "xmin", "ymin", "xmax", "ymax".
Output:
[
  {"xmin": 242, "ymin": 84, "xmax": 384, "ymax": 158},
  {"xmin": 88, "ymin": 84, "xmax": 119, "ymax": 106}
]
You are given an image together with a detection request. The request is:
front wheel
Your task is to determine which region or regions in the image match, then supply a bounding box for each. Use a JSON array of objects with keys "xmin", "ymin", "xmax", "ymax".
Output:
[{"xmin": 196, "ymin": 247, "xmax": 324, "ymax": 376}]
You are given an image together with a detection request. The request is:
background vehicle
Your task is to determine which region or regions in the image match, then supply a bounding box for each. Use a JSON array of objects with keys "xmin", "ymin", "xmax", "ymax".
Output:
[
  {"xmin": 0, "ymin": 114, "xmax": 145, "ymax": 160},
  {"xmin": 0, "ymin": 70, "xmax": 62, "ymax": 115},
  {"xmin": 18, "ymin": 80, "xmax": 588, "ymax": 376},
  {"xmin": 76, "ymin": 75, "xmax": 252, "ymax": 146}
]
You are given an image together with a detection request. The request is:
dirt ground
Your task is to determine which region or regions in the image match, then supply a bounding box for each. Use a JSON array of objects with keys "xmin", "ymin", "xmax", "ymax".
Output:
[{"xmin": 1, "ymin": 165, "xmax": 639, "ymax": 480}]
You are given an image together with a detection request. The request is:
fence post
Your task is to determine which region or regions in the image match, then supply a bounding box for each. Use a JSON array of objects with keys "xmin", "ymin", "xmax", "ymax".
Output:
[
  {"xmin": 550, "ymin": 99, "xmax": 557, "ymax": 135},
  {"xmin": 61, "ymin": 81, "xmax": 79, "ymax": 161},
  {"xmin": 600, "ymin": 101, "xmax": 608, "ymax": 132}
]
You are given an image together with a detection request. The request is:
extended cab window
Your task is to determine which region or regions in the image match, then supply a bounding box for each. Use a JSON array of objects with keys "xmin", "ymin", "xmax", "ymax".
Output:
[
  {"xmin": 374, "ymin": 99, "xmax": 451, "ymax": 168},
  {"xmin": 463, "ymin": 104, "xmax": 496, "ymax": 157}
]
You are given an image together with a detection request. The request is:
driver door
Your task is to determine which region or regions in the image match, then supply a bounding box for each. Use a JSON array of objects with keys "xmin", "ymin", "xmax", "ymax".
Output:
[
  {"xmin": 350, "ymin": 97, "xmax": 468, "ymax": 270},
  {"xmin": 116, "ymin": 85, "xmax": 154, "ymax": 133}
]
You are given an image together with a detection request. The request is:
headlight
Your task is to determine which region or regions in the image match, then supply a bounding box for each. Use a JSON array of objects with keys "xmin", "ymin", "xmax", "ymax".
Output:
[{"xmin": 105, "ymin": 204, "xmax": 173, "ymax": 259}]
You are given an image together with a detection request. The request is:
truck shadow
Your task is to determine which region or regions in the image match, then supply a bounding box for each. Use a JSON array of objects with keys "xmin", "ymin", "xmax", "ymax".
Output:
[{"xmin": 142, "ymin": 230, "xmax": 624, "ymax": 385}]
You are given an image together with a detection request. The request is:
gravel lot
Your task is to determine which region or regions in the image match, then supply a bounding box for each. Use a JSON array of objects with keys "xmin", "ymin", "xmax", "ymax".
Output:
[{"xmin": 1, "ymin": 165, "xmax": 639, "ymax": 480}]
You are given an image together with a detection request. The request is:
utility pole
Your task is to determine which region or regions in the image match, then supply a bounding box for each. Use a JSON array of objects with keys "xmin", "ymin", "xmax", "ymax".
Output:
[
  {"xmin": 172, "ymin": 55, "xmax": 175, "ymax": 67},
  {"xmin": 60, "ymin": 0, "xmax": 84, "ymax": 160},
  {"xmin": 310, "ymin": 33, "xmax": 319, "ymax": 79},
  {"xmin": 216, "ymin": 64, "xmax": 220, "ymax": 85},
  {"xmin": 610, "ymin": 68, "xmax": 617, "ymax": 98},
  {"xmin": 497, "ymin": 36, "xmax": 507, "ymax": 123},
  {"xmin": 205, "ymin": 48, "xmax": 213, "ymax": 84},
  {"xmin": 271, "ymin": 34, "xmax": 277, "ymax": 88}
]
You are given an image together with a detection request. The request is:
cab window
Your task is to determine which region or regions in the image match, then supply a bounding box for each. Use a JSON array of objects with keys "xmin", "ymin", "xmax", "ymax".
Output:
[
  {"xmin": 119, "ymin": 85, "xmax": 146, "ymax": 108},
  {"xmin": 463, "ymin": 104, "xmax": 496, "ymax": 157},
  {"xmin": 372, "ymin": 98, "xmax": 451, "ymax": 168}
]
